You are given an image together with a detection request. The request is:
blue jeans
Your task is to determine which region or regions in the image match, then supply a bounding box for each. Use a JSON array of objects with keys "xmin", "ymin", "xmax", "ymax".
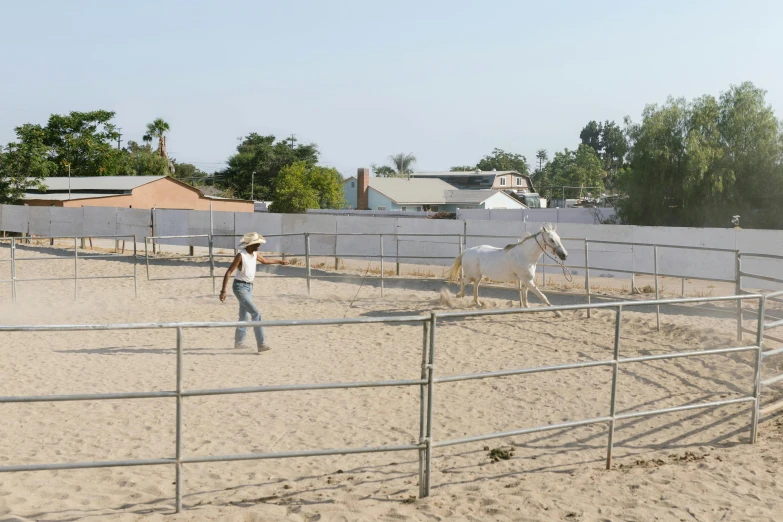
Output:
[{"xmin": 233, "ymin": 280, "xmax": 265, "ymax": 346}]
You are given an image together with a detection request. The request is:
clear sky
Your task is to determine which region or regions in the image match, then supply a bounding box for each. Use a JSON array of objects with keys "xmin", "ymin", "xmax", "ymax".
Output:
[{"xmin": 1, "ymin": 0, "xmax": 781, "ymax": 176}]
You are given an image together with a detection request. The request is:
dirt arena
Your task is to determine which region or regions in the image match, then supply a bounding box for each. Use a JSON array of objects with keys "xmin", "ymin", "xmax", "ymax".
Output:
[{"xmin": 1, "ymin": 241, "xmax": 783, "ymax": 521}]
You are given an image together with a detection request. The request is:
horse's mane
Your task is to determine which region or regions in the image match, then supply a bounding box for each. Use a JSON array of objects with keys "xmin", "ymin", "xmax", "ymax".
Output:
[{"xmin": 503, "ymin": 232, "xmax": 538, "ymax": 251}]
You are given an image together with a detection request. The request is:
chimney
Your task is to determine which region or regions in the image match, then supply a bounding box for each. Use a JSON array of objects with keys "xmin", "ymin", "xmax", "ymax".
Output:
[{"xmin": 357, "ymin": 168, "xmax": 370, "ymax": 210}]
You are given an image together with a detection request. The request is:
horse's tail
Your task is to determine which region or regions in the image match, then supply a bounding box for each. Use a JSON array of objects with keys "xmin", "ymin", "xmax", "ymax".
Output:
[{"xmin": 447, "ymin": 252, "xmax": 465, "ymax": 282}]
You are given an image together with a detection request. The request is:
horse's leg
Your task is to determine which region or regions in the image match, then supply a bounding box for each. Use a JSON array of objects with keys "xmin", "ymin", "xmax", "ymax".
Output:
[
  {"xmin": 518, "ymin": 280, "xmax": 523, "ymax": 307},
  {"xmin": 522, "ymin": 286, "xmax": 529, "ymax": 308},
  {"xmin": 473, "ymin": 278, "xmax": 483, "ymax": 307},
  {"xmin": 528, "ymin": 283, "xmax": 562, "ymax": 318},
  {"xmin": 456, "ymin": 274, "xmax": 466, "ymax": 298}
]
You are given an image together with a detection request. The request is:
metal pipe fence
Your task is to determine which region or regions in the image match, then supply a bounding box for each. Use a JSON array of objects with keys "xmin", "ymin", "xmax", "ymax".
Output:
[
  {"xmin": 0, "ymin": 293, "xmax": 773, "ymax": 514},
  {"xmin": 737, "ymin": 252, "xmax": 783, "ymax": 342},
  {"xmin": 0, "ymin": 235, "xmax": 138, "ymax": 303},
  {"xmin": 143, "ymin": 232, "xmax": 742, "ymax": 326},
  {"xmin": 757, "ymin": 289, "xmax": 783, "ymax": 419}
]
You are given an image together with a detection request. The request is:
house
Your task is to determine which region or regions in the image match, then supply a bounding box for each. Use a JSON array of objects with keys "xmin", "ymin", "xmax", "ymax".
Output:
[
  {"xmin": 343, "ymin": 168, "xmax": 525, "ymax": 211},
  {"xmin": 22, "ymin": 176, "xmax": 253, "ymax": 212},
  {"xmin": 411, "ymin": 170, "xmax": 535, "ymax": 193}
]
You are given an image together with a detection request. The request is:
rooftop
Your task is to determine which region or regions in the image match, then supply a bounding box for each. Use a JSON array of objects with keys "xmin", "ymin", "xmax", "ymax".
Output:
[
  {"xmin": 22, "ymin": 192, "xmax": 118, "ymax": 201},
  {"xmin": 444, "ymin": 189, "xmax": 502, "ymax": 204},
  {"xmin": 29, "ymin": 176, "xmax": 165, "ymax": 193},
  {"xmin": 413, "ymin": 170, "xmax": 522, "ymax": 177},
  {"xmin": 364, "ymin": 177, "xmax": 459, "ymax": 204}
]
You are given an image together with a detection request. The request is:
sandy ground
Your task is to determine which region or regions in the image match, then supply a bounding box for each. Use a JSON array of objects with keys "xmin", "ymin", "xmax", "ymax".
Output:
[{"xmin": 1, "ymin": 240, "xmax": 783, "ymax": 521}]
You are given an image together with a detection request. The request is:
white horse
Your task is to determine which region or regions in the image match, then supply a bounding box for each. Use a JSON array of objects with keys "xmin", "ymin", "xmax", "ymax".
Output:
[{"xmin": 447, "ymin": 224, "xmax": 568, "ymax": 316}]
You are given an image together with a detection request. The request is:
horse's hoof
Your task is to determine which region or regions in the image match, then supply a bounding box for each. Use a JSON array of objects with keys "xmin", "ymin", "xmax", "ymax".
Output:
[{"xmin": 554, "ymin": 311, "xmax": 563, "ymax": 318}]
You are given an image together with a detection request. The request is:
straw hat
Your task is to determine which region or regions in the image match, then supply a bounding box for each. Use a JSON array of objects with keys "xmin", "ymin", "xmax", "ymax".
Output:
[{"xmin": 238, "ymin": 232, "xmax": 266, "ymax": 247}]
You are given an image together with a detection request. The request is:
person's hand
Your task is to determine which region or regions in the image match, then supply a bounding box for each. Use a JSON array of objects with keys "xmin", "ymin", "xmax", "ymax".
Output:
[
  {"xmin": 280, "ymin": 260, "xmax": 290, "ymax": 266},
  {"xmin": 219, "ymin": 290, "xmax": 227, "ymax": 302}
]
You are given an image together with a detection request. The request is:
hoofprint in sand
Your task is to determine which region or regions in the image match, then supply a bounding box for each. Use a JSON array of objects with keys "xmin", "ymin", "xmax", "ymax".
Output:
[{"xmin": 0, "ymin": 251, "xmax": 782, "ymax": 521}]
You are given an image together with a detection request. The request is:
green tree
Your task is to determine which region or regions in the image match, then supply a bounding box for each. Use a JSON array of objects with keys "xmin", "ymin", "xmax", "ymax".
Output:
[
  {"xmin": 268, "ymin": 162, "xmax": 344, "ymax": 213},
  {"xmin": 121, "ymin": 140, "xmax": 171, "ymax": 177},
  {"xmin": 377, "ymin": 153, "xmax": 417, "ymax": 177},
  {"xmin": 217, "ymin": 133, "xmax": 319, "ymax": 200},
  {"xmin": 450, "ymin": 148, "xmax": 530, "ymax": 175},
  {"xmin": 618, "ymin": 82, "xmax": 783, "ymax": 228},
  {"xmin": 307, "ymin": 166, "xmax": 345, "ymax": 209},
  {"xmin": 475, "ymin": 148, "xmax": 529, "ymax": 175},
  {"xmin": 579, "ymin": 120, "xmax": 628, "ymax": 186},
  {"xmin": 536, "ymin": 144, "xmax": 605, "ymax": 200},
  {"xmin": 143, "ymin": 118, "xmax": 171, "ymax": 158},
  {"xmin": 0, "ymin": 125, "xmax": 55, "ymax": 203},
  {"xmin": 579, "ymin": 121, "xmax": 602, "ymax": 154},
  {"xmin": 171, "ymin": 161, "xmax": 208, "ymax": 185},
  {"xmin": 371, "ymin": 164, "xmax": 397, "ymax": 177},
  {"xmin": 42, "ymin": 110, "xmax": 126, "ymax": 176},
  {"xmin": 534, "ymin": 149, "xmax": 548, "ymax": 177},
  {"xmin": 600, "ymin": 121, "xmax": 628, "ymax": 175}
]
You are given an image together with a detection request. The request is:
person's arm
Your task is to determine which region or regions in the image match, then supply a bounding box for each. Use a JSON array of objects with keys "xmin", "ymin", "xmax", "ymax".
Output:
[
  {"xmin": 258, "ymin": 254, "xmax": 289, "ymax": 266},
  {"xmin": 219, "ymin": 253, "xmax": 242, "ymax": 302}
]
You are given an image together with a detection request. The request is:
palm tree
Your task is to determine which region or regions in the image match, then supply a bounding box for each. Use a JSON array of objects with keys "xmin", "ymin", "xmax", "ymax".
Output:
[
  {"xmin": 143, "ymin": 118, "xmax": 171, "ymax": 159},
  {"xmin": 387, "ymin": 153, "xmax": 417, "ymax": 178},
  {"xmin": 535, "ymin": 149, "xmax": 548, "ymax": 172}
]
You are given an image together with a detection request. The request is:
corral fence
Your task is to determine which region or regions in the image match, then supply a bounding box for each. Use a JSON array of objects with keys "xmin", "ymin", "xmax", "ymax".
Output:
[
  {"xmin": 0, "ymin": 292, "xmax": 780, "ymax": 515},
  {"xmin": 0, "ymin": 235, "xmax": 138, "ymax": 303},
  {"xmin": 738, "ymin": 253, "xmax": 783, "ymax": 417},
  {"xmin": 144, "ymin": 231, "xmax": 751, "ymax": 337}
]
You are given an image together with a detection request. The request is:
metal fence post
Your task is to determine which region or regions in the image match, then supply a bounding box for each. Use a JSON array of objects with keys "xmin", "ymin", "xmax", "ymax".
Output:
[
  {"xmin": 606, "ymin": 305, "xmax": 622, "ymax": 469},
  {"xmin": 459, "ymin": 233, "xmax": 464, "ymax": 281},
  {"xmin": 542, "ymin": 256, "xmax": 546, "ymax": 287},
  {"xmin": 305, "ymin": 233, "xmax": 311, "ymax": 295},
  {"xmin": 681, "ymin": 278, "xmax": 685, "ymax": 298},
  {"xmin": 10, "ymin": 237, "xmax": 17, "ymax": 303},
  {"xmin": 630, "ymin": 246, "xmax": 635, "ymax": 295},
  {"xmin": 133, "ymin": 235, "xmax": 138, "ymax": 298},
  {"xmin": 175, "ymin": 327, "xmax": 184, "ymax": 513},
  {"xmin": 396, "ymin": 236, "xmax": 400, "ymax": 276},
  {"xmin": 418, "ymin": 320, "xmax": 429, "ymax": 498},
  {"xmin": 423, "ymin": 312, "xmax": 436, "ymax": 497},
  {"xmin": 209, "ymin": 205, "xmax": 215, "ymax": 296},
  {"xmin": 736, "ymin": 251, "xmax": 742, "ymax": 341},
  {"xmin": 208, "ymin": 236, "xmax": 215, "ymax": 296},
  {"xmin": 380, "ymin": 234, "xmax": 384, "ymax": 297},
  {"xmin": 654, "ymin": 246, "xmax": 660, "ymax": 331},
  {"xmin": 73, "ymin": 237, "xmax": 78, "ymax": 302},
  {"xmin": 585, "ymin": 239, "xmax": 591, "ymax": 318},
  {"xmin": 750, "ymin": 296, "xmax": 765, "ymax": 443},
  {"xmin": 144, "ymin": 237, "xmax": 151, "ymax": 281}
]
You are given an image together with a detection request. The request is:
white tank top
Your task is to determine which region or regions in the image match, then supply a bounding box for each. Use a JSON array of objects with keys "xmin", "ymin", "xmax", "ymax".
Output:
[{"xmin": 235, "ymin": 251, "xmax": 257, "ymax": 283}]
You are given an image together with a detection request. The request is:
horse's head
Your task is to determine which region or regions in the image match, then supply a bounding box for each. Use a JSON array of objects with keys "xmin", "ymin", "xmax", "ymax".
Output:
[{"xmin": 541, "ymin": 224, "xmax": 567, "ymax": 261}]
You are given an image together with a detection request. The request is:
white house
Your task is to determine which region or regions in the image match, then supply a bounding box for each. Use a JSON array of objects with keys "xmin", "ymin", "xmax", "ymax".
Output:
[
  {"xmin": 344, "ymin": 169, "xmax": 525, "ymax": 211},
  {"xmin": 411, "ymin": 170, "xmax": 535, "ymax": 193}
]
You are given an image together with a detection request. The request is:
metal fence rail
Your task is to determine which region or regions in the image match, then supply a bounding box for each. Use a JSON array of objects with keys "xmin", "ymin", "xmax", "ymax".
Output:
[
  {"xmin": 758, "ymin": 290, "xmax": 783, "ymax": 417},
  {"xmin": 737, "ymin": 252, "xmax": 783, "ymax": 342},
  {"xmin": 0, "ymin": 293, "xmax": 772, "ymax": 515},
  {"xmin": 143, "ymin": 232, "xmax": 744, "ymax": 328},
  {"xmin": 0, "ymin": 235, "xmax": 138, "ymax": 302}
]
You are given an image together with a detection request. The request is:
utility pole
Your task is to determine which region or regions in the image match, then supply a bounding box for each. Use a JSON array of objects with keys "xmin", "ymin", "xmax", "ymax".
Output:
[
  {"xmin": 251, "ymin": 171, "xmax": 255, "ymax": 201},
  {"xmin": 68, "ymin": 164, "xmax": 71, "ymax": 200},
  {"xmin": 288, "ymin": 134, "xmax": 296, "ymax": 150},
  {"xmin": 117, "ymin": 128, "xmax": 123, "ymax": 149}
]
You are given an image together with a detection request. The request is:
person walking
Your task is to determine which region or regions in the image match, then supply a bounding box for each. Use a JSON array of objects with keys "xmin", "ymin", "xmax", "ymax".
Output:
[{"xmin": 219, "ymin": 232, "xmax": 288, "ymax": 352}]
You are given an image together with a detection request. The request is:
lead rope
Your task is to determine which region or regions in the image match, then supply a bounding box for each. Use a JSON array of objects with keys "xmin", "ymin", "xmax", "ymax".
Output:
[
  {"xmin": 535, "ymin": 235, "xmax": 573, "ymax": 283},
  {"xmin": 344, "ymin": 262, "xmax": 372, "ymax": 318}
]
